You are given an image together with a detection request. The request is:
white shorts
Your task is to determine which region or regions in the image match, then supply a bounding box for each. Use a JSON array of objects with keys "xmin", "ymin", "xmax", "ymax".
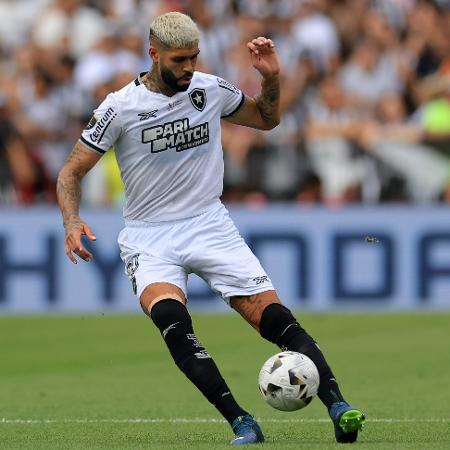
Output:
[{"xmin": 118, "ymin": 202, "xmax": 273, "ymax": 304}]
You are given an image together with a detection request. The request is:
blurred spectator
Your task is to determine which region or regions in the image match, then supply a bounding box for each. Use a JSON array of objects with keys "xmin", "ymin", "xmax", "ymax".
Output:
[
  {"xmin": 293, "ymin": 0, "xmax": 340, "ymax": 74},
  {"xmin": 1, "ymin": 0, "xmax": 450, "ymax": 207},
  {"xmin": 339, "ymin": 38, "xmax": 404, "ymax": 109},
  {"xmin": 82, "ymin": 149, "xmax": 125, "ymax": 207},
  {"xmin": 407, "ymin": 0, "xmax": 446, "ymax": 79},
  {"xmin": 33, "ymin": 0, "xmax": 107, "ymax": 57},
  {"xmin": 0, "ymin": 95, "xmax": 41, "ymax": 204},
  {"xmin": 187, "ymin": 0, "xmax": 236, "ymax": 75},
  {"xmin": 304, "ymin": 75, "xmax": 368, "ymax": 204},
  {"xmin": 0, "ymin": 0, "xmax": 49, "ymax": 49},
  {"xmin": 359, "ymin": 92, "xmax": 450, "ymax": 202},
  {"xmin": 15, "ymin": 67, "xmax": 72, "ymax": 196},
  {"xmin": 74, "ymin": 29, "xmax": 145, "ymax": 93},
  {"xmin": 415, "ymin": 73, "xmax": 450, "ymax": 160}
]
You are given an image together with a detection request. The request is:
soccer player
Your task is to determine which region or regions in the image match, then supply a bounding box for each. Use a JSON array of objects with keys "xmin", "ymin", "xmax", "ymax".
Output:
[{"xmin": 57, "ymin": 12, "xmax": 365, "ymax": 445}]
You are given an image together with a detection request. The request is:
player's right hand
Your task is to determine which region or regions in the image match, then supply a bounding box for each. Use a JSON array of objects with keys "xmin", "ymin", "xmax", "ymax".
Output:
[{"xmin": 64, "ymin": 218, "xmax": 97, "ymax": 264}]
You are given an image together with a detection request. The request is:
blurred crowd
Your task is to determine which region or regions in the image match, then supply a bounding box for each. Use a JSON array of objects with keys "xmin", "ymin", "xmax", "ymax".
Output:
[{"xmin": 1, "ymin": 0, "xmax": 450, "ymax": 207}]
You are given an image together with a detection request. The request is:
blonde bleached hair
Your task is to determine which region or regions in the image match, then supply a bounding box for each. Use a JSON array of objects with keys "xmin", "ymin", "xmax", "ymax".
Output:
[{"xmin": 149, "ymin": 12, "xmax": 200, "ymax": 49}]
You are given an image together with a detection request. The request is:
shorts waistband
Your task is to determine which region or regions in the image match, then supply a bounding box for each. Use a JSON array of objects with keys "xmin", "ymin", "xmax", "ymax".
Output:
[{"xmin": 124, "ymin": 202, "xmax": 224, "ymax": 228}]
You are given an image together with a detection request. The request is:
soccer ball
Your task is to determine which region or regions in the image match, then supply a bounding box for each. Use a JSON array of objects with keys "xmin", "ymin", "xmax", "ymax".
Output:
[{"xmin": 258, "ymin": 351, "xmax": 320, "ymax": 411}]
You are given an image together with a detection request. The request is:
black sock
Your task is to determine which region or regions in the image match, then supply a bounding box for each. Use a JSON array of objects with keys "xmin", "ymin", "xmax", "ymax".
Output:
[
  {"xmin": 260, "ymin": 303, "xmax": 346, "ymax": 410},
  {"xmin": 150, "ymin": 299, "xmax": 248, "ymax": 425}
]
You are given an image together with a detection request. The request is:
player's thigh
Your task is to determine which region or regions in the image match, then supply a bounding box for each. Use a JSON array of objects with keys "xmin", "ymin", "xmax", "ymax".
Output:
[
  {"xmin": 230, "ymin": 290, "xmax": 281, "ymax": 331},
  {"xmin": 118, "ymin": 227, "xmax": 188, "ymax": 315},
  {"xmin": 188, "ymin": 205, "xmax": 275, "ymax": 302},
  {"xmin": 140, "ymin": 282, "xmax": 186, "ymax": 316}
]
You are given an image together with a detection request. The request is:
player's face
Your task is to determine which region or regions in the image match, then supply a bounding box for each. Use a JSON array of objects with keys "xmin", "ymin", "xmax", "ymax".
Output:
[{"xmin": 159, "ymin": 46, "xmax": 200, "ymax": 92}]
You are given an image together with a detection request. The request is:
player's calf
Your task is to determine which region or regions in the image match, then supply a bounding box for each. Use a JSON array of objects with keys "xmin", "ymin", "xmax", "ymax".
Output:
[
  {"xmin": 231, "ymin": 290, "xmax": 281, "ymax": 330},
  {"xmin": 259, "ymin": 303, "xmax": 365, "ymax": 442},
  {"xmin": 259, "ymin": 303, "xmax": 346, "ymax": 409},
  {"xmin": 150, "ymin": 299, "xmax": 250, "ymax": 427}
]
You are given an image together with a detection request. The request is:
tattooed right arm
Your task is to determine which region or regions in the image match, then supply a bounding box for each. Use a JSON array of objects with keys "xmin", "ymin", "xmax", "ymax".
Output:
[
  {"xmin": 57, "ymin": 142, "xmax": 101, "ymax": 263},
  {"xmin": 57, "ymin": 142, "xmax": 101, "ymax": 226}
]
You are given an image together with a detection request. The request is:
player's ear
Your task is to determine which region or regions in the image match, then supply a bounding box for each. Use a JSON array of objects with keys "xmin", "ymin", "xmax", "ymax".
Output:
[{"xmin": 149, "ymin": 46, "xmax": 159, "ymax": 64}]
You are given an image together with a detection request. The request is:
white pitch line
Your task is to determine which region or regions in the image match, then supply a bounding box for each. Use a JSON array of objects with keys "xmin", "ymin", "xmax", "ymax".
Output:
[{"xmin": 1, "ymin": 418, "xmax": 449, "ymax": 425}]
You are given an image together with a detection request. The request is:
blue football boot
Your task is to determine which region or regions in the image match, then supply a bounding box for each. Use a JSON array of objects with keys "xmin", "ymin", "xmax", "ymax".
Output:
[
  {"xmin": 329, "ymin": 402, "xmax": 365, "ymax": 443},
  {"xmin": 230, "ymin": 415, "xmax": 264, "ymax": 445}
]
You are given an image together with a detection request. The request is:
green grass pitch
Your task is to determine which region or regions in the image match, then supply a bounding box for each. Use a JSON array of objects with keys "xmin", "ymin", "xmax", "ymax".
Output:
[{"xmin": 1, "ymin": 312, "xmax": 449, "ymax": 449}]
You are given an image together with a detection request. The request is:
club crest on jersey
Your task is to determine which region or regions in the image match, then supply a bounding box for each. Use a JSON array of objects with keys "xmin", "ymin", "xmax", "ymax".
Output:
[{"xmin": 189, "ymin": 88, "xmax": 207, "ymax": 111}]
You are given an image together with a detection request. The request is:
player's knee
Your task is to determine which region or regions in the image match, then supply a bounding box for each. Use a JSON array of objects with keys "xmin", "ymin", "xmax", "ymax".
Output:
[
  {"xmin": 150, "ymin": 298, "xmax": 192, "ymax": 333},
  {"xmin": 259, "ymin": 303, "xmax": 306, "ymax": 345},
  {"xmin": 140, "ymin": 291, "xmax": 185, "ymax": 317},
  {"xmin": 139, "ymin": 299, "xmax": 151, "ymax": 317},
  {"xmin": 231, "ymin": 290, "xmax": 281, "ymax": 330},
  {"xmin": 140, "ymin": 296, "xmax": 157, "ymax": 317}
]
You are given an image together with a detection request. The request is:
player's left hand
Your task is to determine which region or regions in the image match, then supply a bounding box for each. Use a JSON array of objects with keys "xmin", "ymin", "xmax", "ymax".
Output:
[{"xmin": 247, "ymin": 37, "xmax": 280, "ymax": 80}]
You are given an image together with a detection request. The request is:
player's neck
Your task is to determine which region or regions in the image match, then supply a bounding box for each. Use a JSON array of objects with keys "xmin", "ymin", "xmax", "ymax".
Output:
[{"xmin": 143, "ymin": 69, "xmax": 177, "ymax": 97}]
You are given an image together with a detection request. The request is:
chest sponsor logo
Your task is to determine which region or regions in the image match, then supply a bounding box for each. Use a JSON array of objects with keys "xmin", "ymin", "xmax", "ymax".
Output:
[
  {"xmin": 189, "ymin": 88, "xmax": 207, "ymax": 111},
  {"xmin": 89, "ymin": 107, "xmax": 117, "ymax": 143},
  {"xmin": 142, "ymin": 117, "xmax": 209, "ymax": 153}
]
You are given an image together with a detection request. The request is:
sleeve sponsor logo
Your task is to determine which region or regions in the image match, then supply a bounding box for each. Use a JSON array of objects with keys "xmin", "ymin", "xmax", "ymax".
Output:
[
  {"xmin": 89, "ymin": 107, "xmax": 117, "ymax": 143},
  {"xmin": 217, "ymin": 78, "xmax": 240, "ymax": 94},
  {"xmin": 252, "ymin": 275, "xmax": 270, "ymax": 285},
  {"xmin": 142, "ymin": 117, "xmax": 209, "ymax": 153}
]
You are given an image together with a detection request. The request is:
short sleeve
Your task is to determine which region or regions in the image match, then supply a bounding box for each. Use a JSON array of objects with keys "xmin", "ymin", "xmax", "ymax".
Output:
[
  {"xmin": 79, "ymin": 93, "xmax": 121, "ymax": 154},
  {"xmin": 216, "ymin": 77, "xmax": 245, "ymax": 118}
]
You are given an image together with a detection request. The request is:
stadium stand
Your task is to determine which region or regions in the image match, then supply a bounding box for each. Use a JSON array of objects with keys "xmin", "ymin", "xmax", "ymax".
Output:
[{"xmin": 0, "ymin": 0, "xmax": 449, "ymax": 206}]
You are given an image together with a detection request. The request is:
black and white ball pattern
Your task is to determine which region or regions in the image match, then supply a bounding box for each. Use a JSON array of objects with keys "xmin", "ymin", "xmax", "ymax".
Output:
[{"xmin": 258, "ymin": 351, "xmax": 320, "ymax": 411}]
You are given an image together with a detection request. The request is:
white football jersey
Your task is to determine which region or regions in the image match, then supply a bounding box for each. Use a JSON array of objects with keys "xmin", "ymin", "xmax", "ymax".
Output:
[{"xmin": 80, "ymin": 71, "xmax": 244, "ymax": 222}]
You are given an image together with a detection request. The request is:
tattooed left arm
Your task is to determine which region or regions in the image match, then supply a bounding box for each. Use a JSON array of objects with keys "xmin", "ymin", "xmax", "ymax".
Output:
[
  {"xmin": 223, "ymin": 75, "xmax": 280, "ymax": 130},
  {"xmin": 255, "ymin": 75, "xmax": 280, "ymax": 127},
  {"xmin": 224, "ymin": 36, "xmax": 280, "ymax": 130}
]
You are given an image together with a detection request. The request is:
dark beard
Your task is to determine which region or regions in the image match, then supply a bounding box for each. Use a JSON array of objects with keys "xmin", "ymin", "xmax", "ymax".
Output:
[{"xmin": 160, "ymin": 66, "xmax": 192, "ymax": 92}]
